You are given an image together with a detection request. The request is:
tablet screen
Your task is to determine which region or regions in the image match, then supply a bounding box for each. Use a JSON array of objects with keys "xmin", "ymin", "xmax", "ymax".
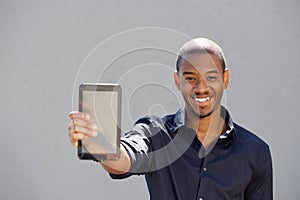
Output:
[{"xmin": 78, "ymin": 84, "xmax": 121, "ymax": 161}]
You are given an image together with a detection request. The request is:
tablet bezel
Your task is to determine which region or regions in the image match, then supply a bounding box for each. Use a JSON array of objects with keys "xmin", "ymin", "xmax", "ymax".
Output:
[{"xmin": 78, "ymin": 83, "xmax": 121, "ymax": 162}]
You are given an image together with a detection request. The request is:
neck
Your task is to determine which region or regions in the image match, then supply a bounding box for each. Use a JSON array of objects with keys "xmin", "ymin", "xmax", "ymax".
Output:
[{"xmin": 185, "ymin": 107, "xmax": 227, "ymax": 147}]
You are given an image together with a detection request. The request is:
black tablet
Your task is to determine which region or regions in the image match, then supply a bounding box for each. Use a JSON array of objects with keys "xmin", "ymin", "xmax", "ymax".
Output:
[{"xmin": 78, "ymin": 83, "xmax": 121, "ymax": 161}]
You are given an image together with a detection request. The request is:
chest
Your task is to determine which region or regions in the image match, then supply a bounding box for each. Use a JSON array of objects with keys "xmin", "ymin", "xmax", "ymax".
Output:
[{"xmin": 146, "ymin": 143, "xmax": 254, "ymax": 200}]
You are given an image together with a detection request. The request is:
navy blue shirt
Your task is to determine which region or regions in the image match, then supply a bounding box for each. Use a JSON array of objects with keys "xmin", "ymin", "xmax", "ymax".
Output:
[{"xmin": 111, "ymin": 108, "xmax": 273, "ymax": 200}]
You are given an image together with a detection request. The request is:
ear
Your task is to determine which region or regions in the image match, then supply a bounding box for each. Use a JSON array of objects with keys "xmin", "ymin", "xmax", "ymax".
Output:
[
  {"xmin": 223, "ymin": 68, "xmax": 230, "ymax": 89},
  {"xmin": 174, "ymin": 71, "xmax": 181, "ymax": 90}
]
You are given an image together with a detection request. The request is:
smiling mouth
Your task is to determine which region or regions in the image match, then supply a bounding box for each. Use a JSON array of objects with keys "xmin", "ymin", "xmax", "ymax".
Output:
[{"xmin": 195, "ymin": 97, "xmax": 210, "ymax": 103}]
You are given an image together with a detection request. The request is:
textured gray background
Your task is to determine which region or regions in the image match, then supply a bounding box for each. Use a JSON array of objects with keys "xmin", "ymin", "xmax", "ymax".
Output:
[{"xmin": 1, "ymin": 0, "xmax": 299, "ymax": 199}]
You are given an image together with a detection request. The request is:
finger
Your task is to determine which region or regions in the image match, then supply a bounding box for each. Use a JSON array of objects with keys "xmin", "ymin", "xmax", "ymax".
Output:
[
  {"xmin": 70, "ymin": 132, "xmax": 88, "ymax": 141},
  {"xmin": 70, "ymin": 138, "xmax": 78, "ymax": 147},
  {"xmin": 67, "ymin": 121, "xmax": 74, "ymax": 132},
  {"xmin": 73, "ymin": 125, "xmax": 98, "ymax": 137},
  {"xmin": 72, "ymin": 118, "xmax": 98, "ymax": 131},
  {"xmin": 69, "ymin": 111, "xmax": 91, "ymax": 120},
  {"xmin": 69, "ymin": 132, "xmax": 87, "ymax": 147}
]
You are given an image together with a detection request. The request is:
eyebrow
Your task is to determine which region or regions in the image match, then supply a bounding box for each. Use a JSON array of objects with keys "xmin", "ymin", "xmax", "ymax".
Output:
[
  {"xmin": 182, "ymin": 72, "xmax": 195, "ymax": 75},
  {"xmin": 182, "ymin": 70, "xmax": 219, "ymax": 76},
  {"xmin": 207, "ymin": 70, "xmax": 219, "ymax": 74}
]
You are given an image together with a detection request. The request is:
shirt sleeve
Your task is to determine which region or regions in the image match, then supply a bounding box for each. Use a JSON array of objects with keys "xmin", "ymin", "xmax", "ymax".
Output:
[
  {"xmin": 245, "ymin": 146, "xmax": 273, "ymax": 200},
  {"xmin": 110, "ymin": 116, "xmax": 162, "ymax": 179}
]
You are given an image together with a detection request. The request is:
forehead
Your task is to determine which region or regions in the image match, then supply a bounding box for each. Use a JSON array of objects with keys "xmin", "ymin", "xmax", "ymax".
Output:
[{"xmin": 179, "ymin": 53, "xmax": 223, "ymax": 73}]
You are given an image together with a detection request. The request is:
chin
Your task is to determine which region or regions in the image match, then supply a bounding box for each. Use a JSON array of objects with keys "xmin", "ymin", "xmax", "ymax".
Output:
[
  {"xmin": 199, "ymin": 111, "xmax": 213, "ymax": 118},
  {"xmin": 188, "ymin": 107, "xmax": 212, "ymax": 119}
]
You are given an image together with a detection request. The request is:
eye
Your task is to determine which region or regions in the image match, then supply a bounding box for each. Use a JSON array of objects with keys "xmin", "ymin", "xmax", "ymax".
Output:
[
  {"xmin": 206, "ymin": 76, "xmax": 217, "ymax": 81},
  {"xmin": 185, "ymin": 76, "xmax": 196, "ymax": 82}
]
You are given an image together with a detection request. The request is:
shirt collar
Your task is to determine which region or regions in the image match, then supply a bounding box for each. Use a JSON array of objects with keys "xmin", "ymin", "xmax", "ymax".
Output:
[
  {"xmin": 173, "ymin": 107, "xmax": 185, "ymax": 129},
  {"xmin": 219, "ymin": 106, "xmax": 234, "ymax": 139},
  {"xmin": 173, "ymin": 106, "xmax": 234, "ymax": 139}
]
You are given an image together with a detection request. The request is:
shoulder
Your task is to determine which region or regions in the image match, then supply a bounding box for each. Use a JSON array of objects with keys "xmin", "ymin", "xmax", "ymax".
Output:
[
  {"xmin": 233, "ymin": 123, "xmax": 270, "ymax": 154},
  {"xmin": 135, "ymin": 115, "xmax": 164, "ymax": 126},
  {"xmin": 131, "ymin": 113, "xmax": 176, "ymax": 136},
  {"xmin": 232, "ymin": 123, "xmax": 272, "ymax": 171},
  {"xmin": 134, "ymin": 113, "xmax": 177, "ymax": 129}
]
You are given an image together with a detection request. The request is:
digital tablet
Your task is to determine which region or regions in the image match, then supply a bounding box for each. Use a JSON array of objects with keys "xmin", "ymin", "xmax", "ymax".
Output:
[{"xmin": 78, "ymin": 83, "xmax": 121, "ymax": 161}]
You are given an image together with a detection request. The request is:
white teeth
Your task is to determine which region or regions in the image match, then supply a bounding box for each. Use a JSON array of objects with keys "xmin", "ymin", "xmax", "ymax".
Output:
[{"xmin": 195, "ymin": 97, "xmax": 210, "ymax": 102}]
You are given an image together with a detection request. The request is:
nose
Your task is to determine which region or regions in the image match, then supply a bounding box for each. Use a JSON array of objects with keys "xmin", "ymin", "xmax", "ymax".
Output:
[{"xmin": 194, "ymin": 78, "xmax": 209, "ymax": 94}]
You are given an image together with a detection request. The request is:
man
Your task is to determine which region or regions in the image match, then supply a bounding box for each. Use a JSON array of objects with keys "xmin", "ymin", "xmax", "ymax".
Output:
[{"xmin": 68, "ymin": 38, "xmax": 273, "ymax": 199}]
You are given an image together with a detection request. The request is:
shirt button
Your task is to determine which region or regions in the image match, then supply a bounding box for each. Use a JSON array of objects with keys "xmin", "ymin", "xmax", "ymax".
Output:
[
  {"xmin": 199, "ymin": 198, "xmax": 204, "ymax": 200},
  {"xmin": 203, "ymin": 167, "xmax": 207, "ymax": 171}
]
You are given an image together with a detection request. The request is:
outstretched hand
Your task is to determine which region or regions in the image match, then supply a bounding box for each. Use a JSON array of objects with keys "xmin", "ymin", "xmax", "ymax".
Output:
[{"xmin": 67, "ymin": 111, "xmax": 98, "ymax": 147}]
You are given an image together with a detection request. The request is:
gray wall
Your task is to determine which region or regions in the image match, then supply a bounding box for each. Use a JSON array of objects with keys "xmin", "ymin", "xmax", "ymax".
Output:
[{"xmin": 1, "ymin": 0, "xmax": 299, "ymax": 199}]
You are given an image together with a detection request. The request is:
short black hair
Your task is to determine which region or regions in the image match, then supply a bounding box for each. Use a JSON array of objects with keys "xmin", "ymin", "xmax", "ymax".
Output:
[{"xmin": 176, "ymin": 38, "xmax": 226, "ymax": 73}]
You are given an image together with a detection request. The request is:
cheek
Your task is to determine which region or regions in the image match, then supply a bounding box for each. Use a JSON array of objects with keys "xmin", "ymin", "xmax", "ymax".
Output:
[
  {"xmin": 180, "ymin": 79, "xmax": 194, "ymax": 89},
  {"xmin": 209, "ymin": 81, "xmax": 225, "ymax": 95}
]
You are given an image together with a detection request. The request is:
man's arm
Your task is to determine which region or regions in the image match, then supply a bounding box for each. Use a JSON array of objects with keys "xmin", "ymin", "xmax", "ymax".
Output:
[
  {"xmin": 68, "ymin": 111, "xmax": 131, "ymax": 174},
  {"xmin": 100, "ymin": 144, "xmax": 131, "ymax": 174},
  {"xmin": 245, "ymin": 147, "xmax": 273, "ymax": 200}
]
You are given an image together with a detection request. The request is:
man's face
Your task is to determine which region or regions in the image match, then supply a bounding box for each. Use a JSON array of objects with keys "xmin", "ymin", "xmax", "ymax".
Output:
[{"xmin": 174, "ymin": 53, "xmax": 229, "ymax": 118}]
